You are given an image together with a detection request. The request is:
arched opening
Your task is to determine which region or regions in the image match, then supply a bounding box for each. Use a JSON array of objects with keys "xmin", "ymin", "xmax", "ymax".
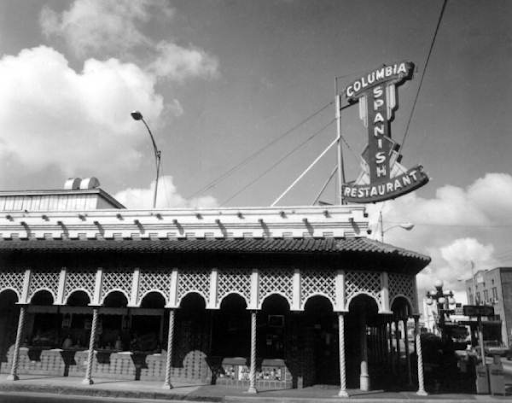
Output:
[
  {"xmin": 390, "ymin": 296, "xmax": 415, "ymax": 388},
  {"xmin": 62, "ymin": 290, "xmax": 91, "ymax": 349},
  {"xmin": 303, "ymin": 295, "xmax": 337, "ymax": 385},
  {"xmin": 100, "ymin": 291, "xmax": 129, "ymax": 350},
  {"xmin": 212, "ymin": 294, "xmax": 249, "ymax": 358},
  {"xmin": 132, "ymin": 292, "xmax": 166, "ymax": 352},
  {"xmin": 259, "ymin": 294, "xmax": 290, "ymax": 360},
  {"xmin": 174, "ymin": 292, "xmax": 210, "ymax": 381},
  {"xmin": 29, "ymin": 290, "xmax": 58, "ymax": 348},
  {"xmin": 346, "ymin": 294, "xmax": 380, "ymax": 390},
  {"xmin": 0, "ymin": 290, "xmax": 19, "ymax": 371}
]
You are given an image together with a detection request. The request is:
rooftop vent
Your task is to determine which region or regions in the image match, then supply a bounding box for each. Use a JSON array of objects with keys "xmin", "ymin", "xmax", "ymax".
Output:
[
  {"xmin": 64, "ymin": 178, "xmax": 81, "ymax": 190},
  {"xmin": 79, "ymin": 177, "xmax": 100, "ymax": 190}
]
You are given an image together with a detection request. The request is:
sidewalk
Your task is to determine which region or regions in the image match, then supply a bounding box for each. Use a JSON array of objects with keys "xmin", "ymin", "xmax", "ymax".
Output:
[{"xmin": 0, "ymin": 374, "xmax": 509, "ymax": 402}]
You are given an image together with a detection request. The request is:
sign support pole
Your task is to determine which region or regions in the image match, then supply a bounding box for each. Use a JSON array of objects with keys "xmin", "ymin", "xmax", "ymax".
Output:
[{"xmin": 335, "ymin": 91, "xmax": 345, "ymax": 205}]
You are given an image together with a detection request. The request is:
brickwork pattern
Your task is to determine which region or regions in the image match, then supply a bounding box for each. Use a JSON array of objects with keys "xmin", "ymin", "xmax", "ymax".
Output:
[
  {"xmin": 259, "ymin": 268, "xmax": 293, "ymax": 307},
  {"xmin": 64, "ymin": 269, "xmax": 95, "ymax": 303},
  {"xmin": 0, "ymin": 268, "xmax": 25, "ymax": 299},
  {"xmin": 301, "ymin": 268, "xmax": 336, "ymax": 309},
  {"xmin": 28, "ymin": 269, "xmax": 60, "ymax": 302},
  {"xmin": 389, "ymin": 272, "xmax": 416, "ymax": 310}
]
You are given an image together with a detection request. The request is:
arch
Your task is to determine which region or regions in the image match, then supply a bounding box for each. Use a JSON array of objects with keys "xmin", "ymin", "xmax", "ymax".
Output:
[
  {"xmin": 139, "ymin": 291, "xmax": 166, "ymax": 309},
  {"xmin": 390, "ymin": 295, "xmax": 413, "ymax": 319},
  {"xmin": 138, "ymin": 289, "xmax": 168, "ymax": 306},
  {"xmin": 177, "ymin": 290, "xmax": 208, "ymax": 308},
  {"xmin": 64, "ymin": 289, "xmax": 91, "ymax": 306},
  {"xmin": 218, "ymin": 291, "xmax": 249, "ymax": 309},
  {"xmin": 302, "ymin": 292, "xmax": 335, "ymax": 311},
  {"xmin": 103, "ymin": 290, "xmax": 129, "ymax": 307},
  {"xmin": 30, "ymin": 289, "xmax": 54, "ymax": 305},
  {"xmin": 65, "ymin": 287, "xmax": 93, "ymax": 302},
  {"xmin": 219, "ymin": 292, "xmax": 247, "ymax": 310},
  {"xmin": 347, "ymin": 292, "xmax": 380, "ymax": 313},
  {"xmin": 0, "ymin": 287, "xmax": 20, "ymax": 302},
  {"xmin": 259, "ymin": 291, "xmax": 292, "ymax": 310}
]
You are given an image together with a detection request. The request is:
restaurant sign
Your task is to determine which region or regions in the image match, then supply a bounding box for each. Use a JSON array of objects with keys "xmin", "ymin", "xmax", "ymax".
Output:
[{"xmin": 342, "ymin": 61, "xmax": 429, "ymax": 203}]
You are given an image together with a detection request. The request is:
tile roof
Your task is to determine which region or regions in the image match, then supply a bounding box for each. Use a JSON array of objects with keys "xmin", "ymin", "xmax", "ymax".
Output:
[{"xmin": 0, "ymin": 237, "xmax": 430, "ymax": 262}]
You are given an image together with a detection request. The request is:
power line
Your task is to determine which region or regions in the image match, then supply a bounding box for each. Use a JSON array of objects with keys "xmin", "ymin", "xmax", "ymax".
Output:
[
  {"xmin": 187, "ymin": 101, "xmax": 334, "ymax": 200},
  {"xmin": 401, "ymin": 0, "xmax": 448, "ymax": 150},
  {"xmin": 221, "ymin": 119, "xmax": 336, "ymax": 205}
]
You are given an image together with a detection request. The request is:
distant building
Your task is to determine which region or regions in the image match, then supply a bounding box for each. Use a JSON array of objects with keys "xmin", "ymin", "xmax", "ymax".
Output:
[
  {"xmin": 465, "ymin": 267, "xmax": 512, "ymax": 347},
  {"xmin": 0, "ymin": 179, "xmax": 430, "ymax": 395}
]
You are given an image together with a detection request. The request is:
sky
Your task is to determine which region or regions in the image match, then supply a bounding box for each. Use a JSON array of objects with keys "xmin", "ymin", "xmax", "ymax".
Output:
[{"xmin": 0, "ymin": 0, "xmax": 511, "ymax": 301}]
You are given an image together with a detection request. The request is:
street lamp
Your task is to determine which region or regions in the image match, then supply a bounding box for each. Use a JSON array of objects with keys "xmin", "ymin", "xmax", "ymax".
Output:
[
  {"xmin": 131, "ymin": 111, "xmax": 161, "ymax": 208},
  {"xmin": 379, "ymin": 211, "xmax": 414, "ymax": 241},
  {"xmin": 426, "ymin": 280, "xmax": 456, "ymax": 334}
]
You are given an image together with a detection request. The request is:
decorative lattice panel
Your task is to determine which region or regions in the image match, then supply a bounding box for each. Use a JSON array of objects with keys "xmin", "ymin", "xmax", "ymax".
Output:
[
  {"xmin": 389, "ymin": 273, "xmax": 416, "ymax": 309},
  {"xmin": 217, "ymin": 268, "xmax": 251, "ymax": 306},
  {"xmin": 259, "ymin": 268, "xmax": 294, "ymax": 307},
  {"xmin": 28, "ymin": 269, "xmax": 60, "ymax": 302},
  {"xmin": 137, "ymin": 269, "xmax": 171, "ymax": 305},
  {"xmin": 64, "ymin": 269, "xmax": 96, "ymax": 303},
  {"xmin": 345, "ymin": 270, "xmax": 381, "ymax": 307},
  {"xmin": 301, "ymin": 268, "xmax": 336, "ymax": 308},
  {"xmin": 101, "ymin": 268, "xmax": 133, "ymax": 302},
  {"xmin": 0, "ymin": 268, "xmax": 25, "ymax": 299},
  {"xmin": 177, "ymin": 268, "xmax": 210, "ymax": 304}
]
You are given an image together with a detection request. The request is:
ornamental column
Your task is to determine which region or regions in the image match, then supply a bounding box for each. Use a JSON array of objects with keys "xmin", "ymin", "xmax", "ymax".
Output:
[
  {"xmin": 414, "ymin": 315, "xmax": 427, "ymax": 396},
  {"xmin": 359, "ymin": 309, "xmax": 370, "ymax": 391},
  {"xmin": 7, "ymin": 304, "xmax": 28, "ymax": 381},
  {"xmin": 248, "ymin": 310, "xmax": 258, "ymax": 393},
  {"xmin": 338, "ymin": 312, "xmax": 348, "ymax": 397},
  {"xmin": 163, "ymin": 308, "xmax": 176, "ymax": 389},
  {"xmin": 394, "ymin": 319, "xmax": 401, "ymax": 380},
  {"xmin": 82, "ymin": 307, "xmax": 99, "ymax": 385},
  {"xmin": 403, "ymin": 318, "xmax": 413, "ymax": 386}
]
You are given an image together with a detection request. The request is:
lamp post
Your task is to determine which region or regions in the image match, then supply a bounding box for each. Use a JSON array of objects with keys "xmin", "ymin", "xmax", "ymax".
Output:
[
  {"xmin": 426, "ymin": 280, "xmax": 455, "ymax": 335},
  {"xmin": 131, "ymin": 111, "xmax": 161, "ymax": 208},
  {"xmin": 379, "ymin": 211, "xmax": 414, "ymax": 241}
]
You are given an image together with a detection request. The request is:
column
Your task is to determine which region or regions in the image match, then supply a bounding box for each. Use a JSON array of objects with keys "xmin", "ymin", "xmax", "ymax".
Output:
[
  {"xmin": 163, "ymin": 308, "xmax": 176, "ymax": 389},
  {"xmin": 394, "ymin": 319, "xmax": 401, "ymax": 380},
  {"xmin": 403, "ymin": 318, "xmax": 413, "ymax": 386},
  {"xmin": 359, "ymin": 309, "xmax": 370, "ymax": 391},
  {"xmin": 7, "ymin": 304, "xmax": 28, "ymax": 381},
  {"xmin": 82, "ymin": 307, "xmax": 99, "ymax": 385},
  {"xmin": 248, "ymin": 310, "xmax": 258, "ymax": 393},
  {"xmin": 414, "ymin": 316, "xmax": 427, "ymax": 396},
  {"xmin": 338, "ymin": 313, "xmax": 348, "ymax": 397},
  {"xmin": 388, "ymin": 321, "xmax": 394, "ymax": 372}
]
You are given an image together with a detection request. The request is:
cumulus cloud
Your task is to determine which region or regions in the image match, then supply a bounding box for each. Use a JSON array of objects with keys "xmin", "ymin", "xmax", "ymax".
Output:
[
  {"xmin": 0, "ymin": 46, "xmax": 163, "ymax": 177},
  {"xmin": 114, "ymin": 175, "xmax": 219, "ymax": 209},
  {"xmin": 40, "ymin": 0, "xmax": 219, "ymax": 82},
  {"xmin": 367, "ymin": 173, "xmax": 512, "ymax": 301},
  {"xmin": 40, "ymin": 0, "xmax": 158, "ymax": 58}
]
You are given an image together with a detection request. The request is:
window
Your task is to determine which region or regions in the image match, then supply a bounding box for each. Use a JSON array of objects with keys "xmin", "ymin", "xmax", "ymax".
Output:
[
  {"xmin": 476, "ymin": 292, "xmax": 481, "ymax": 304},
  {"xmin": 483, "ymin": 290, "xmax": 489, "ymax": 302},
  {"xmin": 492, "ymin": 287, "xmax": 498, "ymax": 300}
]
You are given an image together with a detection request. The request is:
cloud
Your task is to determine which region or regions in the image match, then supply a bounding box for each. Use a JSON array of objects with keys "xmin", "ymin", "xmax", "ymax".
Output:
[
  {"xmin": 114, "ymin": 175, "xmax": 219, "ymax": 209},
  {"xmin": 40, "ymin": 0, "xmax": 157, "ymax": 58},
  {"xmin": 148, "ymin": 41, "xmax": 219, "ymax": 82},
  {"xmin": 40, "ymin": 0, "xmax": 219, "ymax": 82},
  {"xmin": 0, "ymin": 46, "xmax": 163, "ymax": 178},
  {"xmin": 367, "ymin": 173, "xmax": 512, "ymax": 301}
]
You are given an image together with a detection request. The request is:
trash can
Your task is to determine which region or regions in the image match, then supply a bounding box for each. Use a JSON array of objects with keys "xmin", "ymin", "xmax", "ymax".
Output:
[
  {"xmin": 475, "ymin": 363, "xmax": 489, "ymax": 394},
  {"xmin": 489, "ymin": 355, "xmax": 505, "ymax": 395}
]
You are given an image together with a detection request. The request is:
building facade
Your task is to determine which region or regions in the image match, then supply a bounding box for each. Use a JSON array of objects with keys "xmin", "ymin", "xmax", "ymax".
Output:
[
  {"xmin": 465, "ymin": 267, "xmax": 512, "ymax": 347},
  {"xmin": 0, "ymin": 180, "xmax": 431, "ymax": 396}
]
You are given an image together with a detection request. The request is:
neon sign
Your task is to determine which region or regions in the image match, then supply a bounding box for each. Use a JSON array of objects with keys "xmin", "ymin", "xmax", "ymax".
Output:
[{"xmin": 342, "ymin": 61, "xmax": 429, "ymax": 203}]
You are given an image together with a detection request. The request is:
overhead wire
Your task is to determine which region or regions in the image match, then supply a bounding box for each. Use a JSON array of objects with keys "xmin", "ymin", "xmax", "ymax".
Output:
[
  {"xmin": 186, "ymin": 101, "xmax": 334, "ymax": 200},
  {"xmin": 401, "ymin": 0, "xmax": 448, "ymax": 150},
  {"xmin": 221, "ymin": 118, "xmax": 336, "ymax": 205}
]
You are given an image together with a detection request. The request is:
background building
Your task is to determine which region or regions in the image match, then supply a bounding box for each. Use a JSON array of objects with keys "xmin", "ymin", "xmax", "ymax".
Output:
[{"xmin": 465, "ymin": 267, "xmax": 512, "ymax": 347}]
